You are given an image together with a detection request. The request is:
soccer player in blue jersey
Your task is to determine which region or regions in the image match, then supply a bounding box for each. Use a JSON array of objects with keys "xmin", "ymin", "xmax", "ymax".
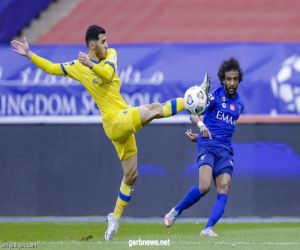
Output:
[{"xmin": 164, "ymin": 57, "xmax": 244, "ymax": 237}]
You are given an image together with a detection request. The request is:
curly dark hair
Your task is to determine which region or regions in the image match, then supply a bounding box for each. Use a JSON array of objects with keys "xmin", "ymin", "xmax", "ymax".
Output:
[
  {"xmin": 85, "ymin": 25, "xmax": 106, "ymax": 46},
  {"xmin": 218, "ymin": 57, "xmax": 243, "ymax": 84}
]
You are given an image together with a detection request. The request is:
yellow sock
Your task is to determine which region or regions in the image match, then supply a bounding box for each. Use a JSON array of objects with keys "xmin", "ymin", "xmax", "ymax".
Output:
[
  {"xmin": 163, "ymin": 97, "xmax": 185, "ymax": 117},
  {"xmin": 113, "ymin": 181, "xmax": 133, "ymax": 220}
]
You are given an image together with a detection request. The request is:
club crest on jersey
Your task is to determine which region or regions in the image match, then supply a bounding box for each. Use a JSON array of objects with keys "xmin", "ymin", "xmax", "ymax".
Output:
[
  {"xmin": 222, "ymin": 103, "xmax": 226, "ymax": 108},
  {"xmin": 93, "ymin": 77, "xmax": 102, "ymax": 85},
  {"xmin": 230, "ymin": 104, "xmax": 235, "ymax": 111}
]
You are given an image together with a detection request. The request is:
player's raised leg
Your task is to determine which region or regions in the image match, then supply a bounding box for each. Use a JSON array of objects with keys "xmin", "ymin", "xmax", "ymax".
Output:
[
  {"xmin": 162, "ymin": 98, "xmax": 185, "ymax": 118},
  {"xmin": 137, "ymin": 71, "xmax": 212, "ymax": 127},
  {"xmin": 138, "ymin": 73, "xmax": 211, "ymax": 126},
  {"xmin": 138, "ymin": 97, "xmax": 185, "ymax": 127}
]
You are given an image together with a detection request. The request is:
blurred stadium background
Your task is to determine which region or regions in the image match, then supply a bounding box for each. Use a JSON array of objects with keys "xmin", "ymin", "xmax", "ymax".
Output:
[{"xmin": 0, "ymin": 0, "xmax": 300, "ymax": 224}]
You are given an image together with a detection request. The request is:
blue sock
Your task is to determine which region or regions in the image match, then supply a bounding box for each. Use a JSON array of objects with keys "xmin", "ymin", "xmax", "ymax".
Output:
[
  {"xmin": 175, "ymin": 186, "xmax": 201, "ymax": 214},
  {"xmin": 205, "ymin": 193, "xmax": 228, "ymax": 228}
]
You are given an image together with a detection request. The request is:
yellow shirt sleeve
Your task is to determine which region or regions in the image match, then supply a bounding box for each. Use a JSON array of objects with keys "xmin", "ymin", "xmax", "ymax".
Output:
[
  {"xmin": 31, "ymin": 53, "xmax": 65, "ymax": 76},
  {"xmin": 91, "ymin": 48, "xmax": 117, "ymax": 82}
]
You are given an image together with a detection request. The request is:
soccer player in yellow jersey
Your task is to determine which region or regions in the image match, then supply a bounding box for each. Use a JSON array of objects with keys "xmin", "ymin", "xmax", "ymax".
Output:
[{"xmin": 11, "ymin": 25, "xmax": 186, "ymax": 240}]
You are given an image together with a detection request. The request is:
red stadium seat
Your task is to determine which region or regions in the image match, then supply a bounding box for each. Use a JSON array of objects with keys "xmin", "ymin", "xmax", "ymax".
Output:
[{"xmin": 36, "ymin": 0, "xmax": 300, "ymax": 43}]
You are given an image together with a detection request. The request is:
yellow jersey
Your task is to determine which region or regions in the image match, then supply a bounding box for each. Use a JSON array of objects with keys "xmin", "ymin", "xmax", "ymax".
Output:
[{"xmin": 31, "ymin": 48, "xmax": 128, "ymax": 121}]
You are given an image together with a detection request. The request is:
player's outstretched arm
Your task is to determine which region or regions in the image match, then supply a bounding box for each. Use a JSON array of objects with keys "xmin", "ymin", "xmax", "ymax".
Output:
[
  {"xmin": 11, "ymin": 37, "xmax": 33, "ymax": 59},
  {"xmin": 11, "ymin": 37, "xmax": 64, "ymax": 76}
]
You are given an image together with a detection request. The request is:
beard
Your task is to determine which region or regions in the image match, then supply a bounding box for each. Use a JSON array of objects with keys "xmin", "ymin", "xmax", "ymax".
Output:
[
  {"xmin": 225, "ymin": 85, "xmax": 237, "ymax": 97},
  {"xmin": 95, "ymin": 47, "xmax": 107, "ymax": 60}
]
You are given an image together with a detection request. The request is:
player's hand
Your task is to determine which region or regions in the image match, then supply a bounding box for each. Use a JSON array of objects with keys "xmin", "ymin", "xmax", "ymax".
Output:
[
  {"xmin": 185, "ymin": 129, "xmax": 199, "ymax": 142},
  {"xmin": 78, "ymin": 52, "xmax": 94, "ymax": 68},
  {"xmin": 199, "ymin": 125, "xmax": 212, "ymax": 139},
  {"xmin": 11, "ymin": 37, "xmax": 32, "ymax": 59}
]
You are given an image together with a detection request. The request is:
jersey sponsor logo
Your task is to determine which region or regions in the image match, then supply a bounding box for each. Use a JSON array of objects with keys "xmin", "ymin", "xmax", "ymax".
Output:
[
  {"xmin": 230, "ymin": 104, "xmax": 235, "ymax": 111},
  {"xmin": 222, "ymin": 103, "xmax": 226, "ymax": 108},
  {"xmin": 216, "ymin": 110, "xmax": 236, "ymax": 126}
]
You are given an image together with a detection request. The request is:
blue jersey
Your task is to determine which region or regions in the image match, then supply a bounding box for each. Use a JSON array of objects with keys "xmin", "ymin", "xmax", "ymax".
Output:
[{"xmin": 197, "ymin": 86, "xmax": 244, "ymax": 152}]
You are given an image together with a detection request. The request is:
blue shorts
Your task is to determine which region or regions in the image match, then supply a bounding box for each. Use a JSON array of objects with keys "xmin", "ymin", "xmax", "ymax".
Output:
[{"xmin": 197, "ymin": 145, "xmax": 234, "ymax": 179}]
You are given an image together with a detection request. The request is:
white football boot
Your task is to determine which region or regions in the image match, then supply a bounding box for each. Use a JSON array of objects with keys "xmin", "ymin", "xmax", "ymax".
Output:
[
  {"xmin": 104, "ymin": 213, "xmax": 119, "ymax": 241},
  {"xmin": 199, "ymin": 72, "xmax": 211, "ymax": 95},
  {"xmin": 200, "ymin": 227, "xmax": 218, "ymax": 237},
  {"xmin": 164, "ymin": 208, "xmax": 179, "ymax": 227}
]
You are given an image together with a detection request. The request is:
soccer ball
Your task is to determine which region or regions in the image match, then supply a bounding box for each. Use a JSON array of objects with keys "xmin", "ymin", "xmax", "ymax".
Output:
[
  {"xmin": 270, "ymin": 55, "xmax": 300, "ymax": 113},
  {"xmin": 184, "ymin": 86, "xmax": 208, "ymax": 115}
]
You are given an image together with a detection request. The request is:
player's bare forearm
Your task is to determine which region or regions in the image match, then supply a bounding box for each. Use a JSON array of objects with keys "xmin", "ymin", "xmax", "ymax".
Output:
[
  {"xmin": 190, "ymin": 115, "xmax": 212, "ymax": 139},
  {"xmin": 190, "ymin": 115, "xmax": 203, "ymax": 126}
]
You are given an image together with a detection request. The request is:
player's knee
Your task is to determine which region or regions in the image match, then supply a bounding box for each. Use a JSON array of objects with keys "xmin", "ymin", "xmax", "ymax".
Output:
[
  {"xmin": 199, "ymin": 182, "xmax": 211, "ymax": 195},
  {"xmin": 147, "ymin": 103, "xmax": 163, "ymax": 116},
  {"xmin": 217, "ymin": 183, "xmax": 230, "ymax": 194},
  {"xmin": 148, "ymin": 102, "xmax": 162, "ymax": 109}
]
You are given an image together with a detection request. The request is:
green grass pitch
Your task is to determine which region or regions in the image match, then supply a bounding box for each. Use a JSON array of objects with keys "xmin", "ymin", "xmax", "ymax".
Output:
[{"xmin": 0, "ymin": 222, "xmax": 299, "ymax": 250}]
